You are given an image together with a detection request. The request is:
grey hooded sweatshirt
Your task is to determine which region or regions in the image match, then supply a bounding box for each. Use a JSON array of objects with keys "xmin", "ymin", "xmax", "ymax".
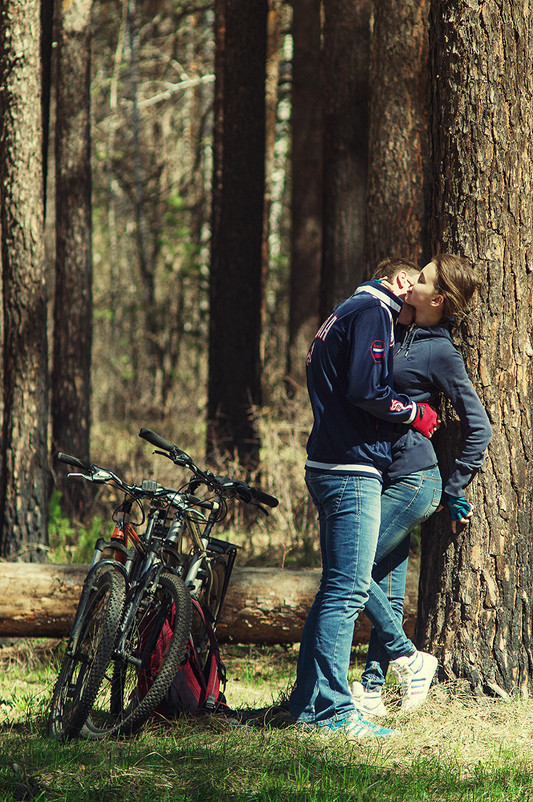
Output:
[{"xmin": 388, "ymin": 323, "xmax": 492, "ymax": 497}]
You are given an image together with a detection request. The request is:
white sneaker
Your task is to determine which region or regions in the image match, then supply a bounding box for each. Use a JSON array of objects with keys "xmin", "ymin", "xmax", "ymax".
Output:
[
  {"xmin": 390, "ymin": 650, "xmax": 438, "ymax": 712},
  {"xmin": 351, "ymin": 680, "xmax": 388, "ymax": 718}
]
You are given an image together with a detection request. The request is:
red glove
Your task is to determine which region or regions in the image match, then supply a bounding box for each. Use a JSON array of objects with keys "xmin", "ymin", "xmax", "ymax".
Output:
[{"xmin": 411, "ymin": 403, "xmax": 439, "ymax": 438}]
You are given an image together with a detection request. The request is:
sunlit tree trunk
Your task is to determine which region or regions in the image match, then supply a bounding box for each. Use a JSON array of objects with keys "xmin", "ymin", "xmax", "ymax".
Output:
[
  {"xmin": 0, "ymin": 0, "xmax": 49, "ymax": 560},
  {"xmin": 207, "ymin": 0, "xmax": 267, "ymax": 471},
  {"xmin": 52, "ymin": 0, "xmax": 94, "ymax": 518},
  {"xmin": 365, "ymin": 0, "xmax": 429, "ymax": 272},
  {"xmin": 416, "ymin": 1, "xmax": 533, "ymax": 697},
  {"xmin": 41, "ymin": 0, "xmax": 54, "ymax": 214},
  {"xmin": 260, "ymin": 0, "xmax": 284, "ymax": 366},
  {"xmin": 126, "ymin": 0, "xmax": 159, "ymax": 398}
]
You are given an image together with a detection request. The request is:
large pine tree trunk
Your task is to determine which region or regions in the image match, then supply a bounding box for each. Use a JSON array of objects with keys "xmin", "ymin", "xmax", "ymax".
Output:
[
  {"xmin": 286, "ymin": 0, "xmax": 322, "ymax": 390},
  {"xmin": 416, "ymin": 2, "xmax": 533, "ymax": 697},
  {"xmin": 365, "ymin": 0, "xmax": 430, "ymax": 272},
  {"xmin": 260, "ymin": 0, "xmax": 284, "ymax": 365},
  {"xmin": 0, "ymin": 0, "xmax": 49, "ymax": 561},
  {"xmin": 52, "ymin": 0, "xmax": 94, "ymax": 517},
  {"xmin": 207, "ymin": 0, "xmax": 267, "ymax": 471},
  {"xmin": 41, "ymin": 0, "xmax": 54, "ymax": 213},
  {"xmin": 321, "ymin": 0, "xmax": 370, "ymax": 316}
]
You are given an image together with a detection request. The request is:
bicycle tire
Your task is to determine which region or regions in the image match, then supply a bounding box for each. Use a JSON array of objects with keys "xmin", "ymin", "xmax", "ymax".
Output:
[
  {"xmin": 48, "ymin": 567, "xmax": 126, "ymax": 740},
  {"xmin": 84, "ymin": 571, "xmax": 191, "ymax": 738}
]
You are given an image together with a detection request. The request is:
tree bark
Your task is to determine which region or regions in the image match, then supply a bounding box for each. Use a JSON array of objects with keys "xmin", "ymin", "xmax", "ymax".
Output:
[
  {"xmin": 286, "ymin": 0, "xmax": 322, "ymax": 390},
  {"xmin": 41, "ymin": 0, "xmax": 54, "ymax": 214},
  {"xmin": 321, "ymin": 0, "xmax": 370, "ymax": 317},
  {"xmin": 0, "ymin": 563, "xmax": 419, "ymax": 643},
  {"xmin": 52, "ymin": 0, "xmax": 94, "ymax": 518},
  {"xmin": 260, "ymin": 0, "xmax": 284, "ymax": 366},
  {"xmin": 365, "ymin": 0, "xmax": 430, "ymax": 273},
  {"xmin": 207, "ymin": 0, "xmax": 267, "ymax": 471},
  {"xmin": 416, "ymin": 1, "xmax": 533, "ymax": 697},
  {"xmin": 0, "ymin": 0, "xmax": 49, "ymax": 561}
]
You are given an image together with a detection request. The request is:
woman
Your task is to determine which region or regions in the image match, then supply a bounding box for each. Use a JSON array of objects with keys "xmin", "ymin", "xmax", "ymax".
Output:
[{"xmin": 353, "ymin": 253, "xmax": 492, "ymax": 717}]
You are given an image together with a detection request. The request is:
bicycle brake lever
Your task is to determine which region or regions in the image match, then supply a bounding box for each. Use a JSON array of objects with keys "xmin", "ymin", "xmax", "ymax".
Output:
[
  {"xmin": 90, "ymin": 468, "xmax": 114, "ymax": 483},
  {"xmin": 66, "ymin": 471, "xmax": 92, "ymax": 481},
  {"xmin": 232, "ymin": 482, "xmax": 253, "ymax": 503},
  {"xmin": 153, "ymin": 449, "xmax": 172, "ymax": 460},
  {"xmin": 173, "ymin": 453, "xmax": 192, "ymax": 467},
  {"xmin": 153, "ymin": 447, "xmax": 192, "ymax": 469}
]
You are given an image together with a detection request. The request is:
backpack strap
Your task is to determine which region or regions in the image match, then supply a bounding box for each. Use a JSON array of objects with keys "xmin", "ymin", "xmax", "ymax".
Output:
[{"xmin": 190, "ymin": 598, "xmax": 226, "ymax": 710}]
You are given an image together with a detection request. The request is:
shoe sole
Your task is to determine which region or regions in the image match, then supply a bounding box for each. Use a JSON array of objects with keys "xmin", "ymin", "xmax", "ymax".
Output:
[{"xmin": 351, "ymin": 701, "xmax": 389, "ymax": 719}]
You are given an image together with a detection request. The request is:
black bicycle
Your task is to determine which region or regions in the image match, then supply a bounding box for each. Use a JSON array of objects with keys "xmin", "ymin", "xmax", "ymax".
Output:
[
  {"xmin": 136, "ymin": 427, "xmax": 278, "ymax": 672},
  {"xmin": 49, "ymin": 430, "xmax": 278, "ymax": 739},
  {"xmin": 48, "ymin": 457, "xmax": 192, "ymax": 740}
]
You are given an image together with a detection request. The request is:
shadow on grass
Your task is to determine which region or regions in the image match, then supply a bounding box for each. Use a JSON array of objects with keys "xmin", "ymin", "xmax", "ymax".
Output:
[{"xmin": 1, "ymin": 713, "xmax": 533, "ymax": 801}]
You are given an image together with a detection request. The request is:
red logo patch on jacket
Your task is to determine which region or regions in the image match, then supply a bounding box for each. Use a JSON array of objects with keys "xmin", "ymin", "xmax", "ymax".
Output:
[{"xmin": 370, "ymin": 340, "xmax": 386, "ymax": 362}]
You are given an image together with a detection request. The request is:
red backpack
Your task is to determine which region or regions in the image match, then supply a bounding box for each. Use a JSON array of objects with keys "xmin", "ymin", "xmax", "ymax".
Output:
[{"xmin": 141, "ymin": 597, "xmax": 229, "ymax": 717}]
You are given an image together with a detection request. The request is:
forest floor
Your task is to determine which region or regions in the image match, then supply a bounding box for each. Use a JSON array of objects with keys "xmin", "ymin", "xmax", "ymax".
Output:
[
  {"xmin": 1, "ymin": 639, "xmax": 533, "ymax": 801},
  {"xmin": 11, "ymin": 412, "xmax": 533, "ymax": 798}
]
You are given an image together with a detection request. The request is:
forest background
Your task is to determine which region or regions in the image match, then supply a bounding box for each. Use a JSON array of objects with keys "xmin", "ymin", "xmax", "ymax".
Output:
[{"xmin": 1, "ymin": 0, "xmax": 533, "ymax": 699}]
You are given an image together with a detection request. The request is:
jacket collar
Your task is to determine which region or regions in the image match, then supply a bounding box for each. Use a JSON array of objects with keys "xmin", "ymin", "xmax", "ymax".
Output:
[{"xmin": 354, "ymin": 280, "xmax": 402, "ymax": 316}]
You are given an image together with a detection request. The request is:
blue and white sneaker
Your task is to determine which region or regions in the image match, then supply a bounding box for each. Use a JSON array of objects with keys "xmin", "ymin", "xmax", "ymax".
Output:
[
  {"xmin": 351, "ymin": 680, "xmax": 388, "ymax": 718},
  {"xmin": 321, "ymin": 711, "xmax": 396, "ymax": 739},
  {"xmin": 390, "ymin": 650, "xmax": 438, "ymax": 712}
]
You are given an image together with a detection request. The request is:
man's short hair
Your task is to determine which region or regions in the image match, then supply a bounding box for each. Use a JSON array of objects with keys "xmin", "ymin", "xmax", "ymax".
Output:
[{"xmin": 371, "ymin": 257, "xmax": 420, "ymax": 281}]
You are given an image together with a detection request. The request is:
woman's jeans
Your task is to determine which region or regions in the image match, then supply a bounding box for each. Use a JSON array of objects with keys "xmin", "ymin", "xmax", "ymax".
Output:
[
  {"xmin": 289, "ymin": 471, "xmax": 382, "ymax": 724},
  {"xmin": 361, "ymin": 467, "xmax": 442, "ymax": 690}
]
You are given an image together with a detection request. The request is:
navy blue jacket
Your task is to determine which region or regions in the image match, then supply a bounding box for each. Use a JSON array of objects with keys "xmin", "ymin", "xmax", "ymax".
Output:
[
  {"xmin": 389, "ymin": 323, "xmax": 492, "ymax": 496},
  {"xmin": 306, "ymin": 282, "xmax": 417, "ymax": 478}
]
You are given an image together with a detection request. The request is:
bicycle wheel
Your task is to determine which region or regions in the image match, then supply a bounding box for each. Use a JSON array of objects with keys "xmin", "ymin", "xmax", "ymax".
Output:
[
  {"xmin": 48, "ymin": 567, "xmax": 125, "ymax": 740},
  {"xmin": 85, "ymin": 571, "xmax": 191, "ymax": 738}
]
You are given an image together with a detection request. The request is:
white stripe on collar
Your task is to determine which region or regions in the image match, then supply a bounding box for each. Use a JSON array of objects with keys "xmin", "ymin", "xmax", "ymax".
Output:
[{"xmin": 354, "ymin": 284, "xmax": 402, "ymax": 314}]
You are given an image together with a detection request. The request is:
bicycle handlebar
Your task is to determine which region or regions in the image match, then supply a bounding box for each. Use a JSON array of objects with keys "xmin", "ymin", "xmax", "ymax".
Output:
[
  {"xmin": 57, "ymin": 452, "xmax": 91, "ymax": 472},
  {"xmin": 246, "ymin": 486, "xmax": 279, "ymax": 509},
  {"xmin": 139, "ymin": 428, "xmax": 191, "ymax": 466},
  {"xmin": 56, "ymin": 452, "xmax": 184, "ymax": 507},
  {"xmin": 217, "ymin": 477, "xmax": 278, "ymax": 509},
  {"xmin": 58, "ymin": 431, "xmax": 279, "ymax": 512},
  {"xmin": 138, "ymin": 428, "xmax": 279, "ymax": 509}
]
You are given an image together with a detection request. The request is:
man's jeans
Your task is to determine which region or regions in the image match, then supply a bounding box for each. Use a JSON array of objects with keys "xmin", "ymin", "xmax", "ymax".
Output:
[
  {"xmin": 362, "ymin": 467, "xmax": 442, "ymax": 689},
  {"xmin": 289, "ymin": 470, "xmax": 382, "ymax": 725}
]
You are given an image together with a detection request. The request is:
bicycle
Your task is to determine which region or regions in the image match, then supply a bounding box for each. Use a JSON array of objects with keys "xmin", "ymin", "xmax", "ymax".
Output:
[
  {"xmin": 48, "ymin": 456, "xmax": 193, "ymax": 740},
  {"xmin": 135, "ymin": 427, "xmax": 279, "ymax": 673},
  {"xmin": 49, "ymin": 429, "xmax": 278, "ymax": 739}
]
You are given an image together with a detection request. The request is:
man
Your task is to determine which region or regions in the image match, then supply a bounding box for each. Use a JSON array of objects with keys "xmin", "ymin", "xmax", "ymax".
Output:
[{"xmin": 289, "ymin": 259, "xmax": 438, "ymax": 739}]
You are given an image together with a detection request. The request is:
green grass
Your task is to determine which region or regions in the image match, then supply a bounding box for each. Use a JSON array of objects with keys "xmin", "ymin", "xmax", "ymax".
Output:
[
  {"xmin": 2, "ymin": 641, "xmax": 533, "ymax": 800},
  {"xmin": 48, "ymin": 489, "xmax": 113, "ymax": 564}
]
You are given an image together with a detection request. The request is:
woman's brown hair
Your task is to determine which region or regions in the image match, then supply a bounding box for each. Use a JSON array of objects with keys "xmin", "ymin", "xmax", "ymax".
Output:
[{"xmin": 432, "ymin": 253, "xmax": 478, "ymax": 322}]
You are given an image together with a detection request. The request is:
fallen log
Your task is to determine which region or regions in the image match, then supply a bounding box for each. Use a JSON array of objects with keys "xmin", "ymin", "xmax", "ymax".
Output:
[{"xmin": 0, "ymin": 563, "xmax": 418, "ymax": 644}]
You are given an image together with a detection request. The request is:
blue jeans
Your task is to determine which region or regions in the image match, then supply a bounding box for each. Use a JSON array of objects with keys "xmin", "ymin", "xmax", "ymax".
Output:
[
  {"xmin": 362, "ymin": 467, "xmax": 442, "ymax": 690},
  {"xmin": 289, "ymin": 471, "xmax": 382, "ymax": 725}
]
